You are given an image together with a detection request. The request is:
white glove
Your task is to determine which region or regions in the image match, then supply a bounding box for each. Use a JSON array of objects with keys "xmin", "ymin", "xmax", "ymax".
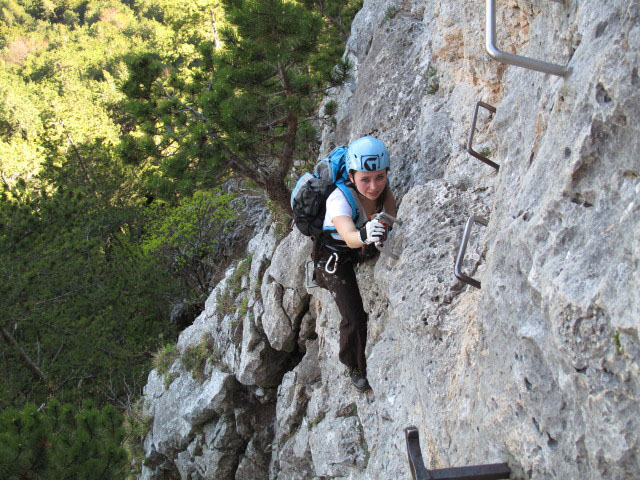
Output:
[{"xmin": 359, "ymin": 219, "xmax": 386, "ymax": 245}]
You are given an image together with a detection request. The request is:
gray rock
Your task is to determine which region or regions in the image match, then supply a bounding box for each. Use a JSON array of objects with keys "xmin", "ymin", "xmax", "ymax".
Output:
[
  {"xmin": 235, "ymin": 430, "xmax": 273, "ymax": 480},
  {"xmin": 248, "ymin": 223, "xmax": 278, "ymax": 305},
  {"xmin": 174, "ymin": 435, "xmax": 202, "ymax": 480},
  {"xmin": 273, "ymin": 371, "xmax": 309, "ymax": 443},
  {"xmin": 232, "ymin": 314, "xmax": 291, "ymax": 391},
  {"xmin": 297, "ymin": 311, "xmax": 316, "ymax": 352},
  {"xmin": 308, "ymin": 415, "xmax": 368, "ymax": 477},
  {"xmin": 193, "ymin": 444, "xmax": 239, "ymax": 480},
  {"xmin": 260, "ymin": 229, "xmax": 312, "ymax": 352},
  {"xmin": 294, "ymin": 340, "xmax": 321, "ymax": 386},
  {"xmin": 180, "ymin": 370, "xmax": 238, "ymax": 426},
  {"xmin": 267, "ymin": 229, "xmax": 312, "ymax": 289},
  {"xmin": 139, "ymin": 1, "xmax": 640, "ymax": 479},
  {"xmin": 273, "ymin": 421, "xmax": 314, "ymax": 480},
  {"xmin": 205, "ymin": 413, "xmax": 244, "ymax": 450},
  {"xmin": 168, "ymin": 414, "xmax": 246, "ymax": 480},
  {"xmin": 262, "ymin": 282, "xmax": 296, "ymax": 352},
  {"xmin": 148, "ymin": 375, "xmax": 198, "ymax": 457}
]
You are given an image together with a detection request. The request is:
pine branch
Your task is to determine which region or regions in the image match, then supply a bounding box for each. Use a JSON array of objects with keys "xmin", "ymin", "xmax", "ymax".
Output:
[
  {"xmin": 257, "ymin": 113, "xmax": 294, "ymax": 130},
  {"xmin": 314, "ymin": 0, "xmax": 350, "ymax": 39},
  {"xmin": 0, "ymin": 324, "xmax": 50, "ymax": 390}
]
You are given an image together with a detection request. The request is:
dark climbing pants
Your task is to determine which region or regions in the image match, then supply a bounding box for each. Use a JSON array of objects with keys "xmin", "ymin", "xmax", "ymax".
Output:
[{"xmin": 314, "ymin": 251, "xmax": 368, "ymax": 373}]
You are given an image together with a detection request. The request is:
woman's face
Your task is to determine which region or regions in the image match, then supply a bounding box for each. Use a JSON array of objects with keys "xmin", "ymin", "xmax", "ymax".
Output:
[{"xmin": 350, "ymin": 169, "xmax": 388, "ymax": 201}]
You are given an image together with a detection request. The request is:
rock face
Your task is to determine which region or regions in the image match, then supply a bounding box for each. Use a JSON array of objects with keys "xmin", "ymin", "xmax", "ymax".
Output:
[{"xmin": 139, "ymin": 1, "xmax": 639, "ymax": 479}]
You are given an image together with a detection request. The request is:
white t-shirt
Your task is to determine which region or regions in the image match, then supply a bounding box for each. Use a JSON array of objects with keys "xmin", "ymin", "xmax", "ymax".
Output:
[{"xmin": 323, "ymin": 188, "xmax": 357, "ymax": 241}]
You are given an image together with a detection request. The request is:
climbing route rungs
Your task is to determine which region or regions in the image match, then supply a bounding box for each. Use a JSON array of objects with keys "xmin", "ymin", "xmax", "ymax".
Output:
[
  {"xmin": 486, "ymin": 0, "xmax": 569, "ymax": 76},
  {"xmin": 454, "ymin": 216, "xmax": 488, "ymax": 289},
  {"xmin": 404, "ymin": 427, "xmax": 511, "ymax": 480},
  {"xmin": 467, "ymin": 101, "xmax": 499, "ymax": 170}
]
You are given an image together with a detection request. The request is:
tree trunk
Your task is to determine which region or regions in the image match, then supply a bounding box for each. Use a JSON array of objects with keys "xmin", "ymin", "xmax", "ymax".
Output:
[{"xmin": 265, "ymin": 175, "xmax": 294, "ymax": 217}]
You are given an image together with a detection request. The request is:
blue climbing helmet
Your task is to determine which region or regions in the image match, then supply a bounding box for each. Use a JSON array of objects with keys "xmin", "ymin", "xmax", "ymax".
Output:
[{"xmin": 345, "ymin": 136, "xmax": 391, "ymax": 172}]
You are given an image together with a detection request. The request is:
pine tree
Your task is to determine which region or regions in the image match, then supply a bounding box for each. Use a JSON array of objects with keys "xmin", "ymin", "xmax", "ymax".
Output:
[
  {"xmin": 119, "ymin": 0, "xmax": 361, "ymax": 213},
  {"xmin": 0, "ymin": 400, "xmax": 127, "ymax": 479},
  {"xmin": 0, "ymin": 134, "xmax": 181, "ymax": 406}
]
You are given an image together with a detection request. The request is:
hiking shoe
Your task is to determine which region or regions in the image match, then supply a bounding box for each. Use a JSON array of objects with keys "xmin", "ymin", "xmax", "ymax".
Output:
[{"xmin": 349, "ymin": 369, "xmax": 370, "ymax": 392}]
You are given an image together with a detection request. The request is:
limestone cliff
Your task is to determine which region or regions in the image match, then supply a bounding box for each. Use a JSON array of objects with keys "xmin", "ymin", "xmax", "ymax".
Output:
[{"xmin": 139, "ymin": 1, "xmax": 639, "ymax": 478}]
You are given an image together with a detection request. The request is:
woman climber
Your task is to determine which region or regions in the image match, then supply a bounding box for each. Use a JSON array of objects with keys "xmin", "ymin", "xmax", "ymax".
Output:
[{"xmin": 313, "ymin": 136, "xmax": 397, "ymax": 392}]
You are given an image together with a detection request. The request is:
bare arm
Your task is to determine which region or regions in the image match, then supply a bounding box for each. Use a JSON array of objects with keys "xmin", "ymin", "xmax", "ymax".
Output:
[
  {"xmin": 333, "ymin": 188, "xmax": 397, "ymax": 249},
  {"xmin": 332, "ymin": 215, "xmax": 365, "ymax": 249}
]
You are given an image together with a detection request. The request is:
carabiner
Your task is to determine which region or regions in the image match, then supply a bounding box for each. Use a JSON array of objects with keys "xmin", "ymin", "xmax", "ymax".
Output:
[{"xmin": 325, "ymin": 252, "xmax": 338, "ymax": 274}]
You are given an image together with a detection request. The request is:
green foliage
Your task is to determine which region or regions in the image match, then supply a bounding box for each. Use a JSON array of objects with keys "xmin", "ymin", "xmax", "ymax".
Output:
[
  {"xmin": 216, "ymin": 254, "xmax": 252, "ymax": 316},
  {"xmin": 216, "ymin": 288, "xmax": 236, "ymax": 317},
  {"xmin": 383, "ymin": 4, "xmax": 398, "ymax": 22},
  {"xmin": 181, "ymin": 334, "xmax": 221, "ymax": 382},
  {"xmin": 424, "ymin": 65, "xmax": 439, "ymax": 95},
  {"xmin": 267, "ymin": 197, "xmax": 293, "ymax": 241},
  {"xmin": 0, "ymin": 0, "xmax": 359, "ymax": 416},
  {"xmin": 142, "ymin": 189, "xmax": 241, "ymax": 295},
  {"xmin": 152, "ymin": 343, "xmax": 179, "ymax": 376},
  {"xmin": 0, "ymin": 399, "xmax": 127, "ymax": 479},
  {"xmin": 119, "ymin": 0, "xmax": 361, "ymax": 212},
  {"xmin": 323, "ymin": 99, "xmax": 338, "ymax": 127},
  {"xmin": 309, "ymin": 411, "xmax": 325, "ymax": 429},
  {"xmin": 237, "ymin": 297, "xmax": 249, "ymax": 318},
  {"xmin": 479, "ymin": 147, "xmax": 491, "ymax": 157},
  {"xmin": 0, "ymin": 136, "xmax": 181, "ymax": 406},
  {"xmin": 614, "ymin": 330, "xmax": 622, "ymax": 355},
  {"xmin": 163, "ymin": 372, "xmax": 177, "ymax": 389},
  {"xmin": 235, "ymin": 254, "xmax": 252, "ymax": 279},
  {"xmin": 122, "ymin": 397, "xmax": 152, "ymax": 479}
]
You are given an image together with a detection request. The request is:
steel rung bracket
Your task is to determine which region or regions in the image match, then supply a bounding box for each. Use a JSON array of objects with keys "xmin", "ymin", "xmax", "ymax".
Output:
[
  {"xmin": 486, "ymin": 0, "xmax": 569, "ymax": 76},
  {"xmin": 466, "ymin": 101, "xmax": 499, "ymax": 170},
  {"xmin": 455, "ymin": 216, "xmax": 488, "ymax": 289},
  {"xmin": 404, "ymin": 427, "xmax": 511, "ymax": 480},
  {"xmin": 405, "ymin": 427, "xmax": 431, "ymax": 480}
]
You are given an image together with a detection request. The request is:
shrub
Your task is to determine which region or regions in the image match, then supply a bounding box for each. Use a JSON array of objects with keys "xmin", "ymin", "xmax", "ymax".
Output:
[
  {"xmin": 142, "ymin": 189, "xmax": 242, "ymax": 296},
  {"xmin": 424, "ymin": 65, "xmax": 439, "ymax": 95},
  {"xmin": 0, "ymin": 400, "xmax": 127, "ymax": 478},
  {"xmin": 216, "ymin": 255, "xmax": 253, "ymax": 316},
  {"xmin": 123, "ymin": 398, "xmax": 152, "ymax": 479},
  {"xmin": 152, "ymin": 344, "xmax": 178, "ymax": 377},
  {"xmin": 383, "ymin": 5, "xmax": 398, "ymax": 23},
  {"xmin": 181, "ymin": 335, "xmax": 221, "ymax": 383}
]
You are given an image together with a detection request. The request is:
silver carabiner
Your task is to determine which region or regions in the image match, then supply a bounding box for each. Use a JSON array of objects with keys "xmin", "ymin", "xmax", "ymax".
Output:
[{"xmin": 325, "ymin": 252, "xmax": 338, "ymax": 274}]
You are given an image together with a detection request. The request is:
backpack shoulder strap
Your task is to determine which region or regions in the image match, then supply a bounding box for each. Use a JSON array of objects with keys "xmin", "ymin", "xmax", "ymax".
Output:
[
  {"xmin": 335, "ymin": 182, "xmax": 358, "ymax": 223},
  {"xmin": 335, "ymin": 182, "xmax": 369, "ymax": 229}
]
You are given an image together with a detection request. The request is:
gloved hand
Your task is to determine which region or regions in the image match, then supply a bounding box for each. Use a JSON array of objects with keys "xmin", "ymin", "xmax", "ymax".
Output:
[{"xmin": 359, "ymin": 219, "xmax": 386, "ymax": 245}]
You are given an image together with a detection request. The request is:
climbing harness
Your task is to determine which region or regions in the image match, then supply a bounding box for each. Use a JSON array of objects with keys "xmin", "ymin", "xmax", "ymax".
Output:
[{"xmin": 305, "ymin": 245, "xmax": 343, "ymax": 289}]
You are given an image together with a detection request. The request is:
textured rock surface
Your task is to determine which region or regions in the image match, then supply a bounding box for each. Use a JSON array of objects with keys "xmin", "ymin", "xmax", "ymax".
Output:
[
  {"xmin": 139, "ymin": 0, "xmax": 639, "ymax": 478},
  {"xmin": 140, "ymin": 223, "xmax": 291, "ymax": 479}
]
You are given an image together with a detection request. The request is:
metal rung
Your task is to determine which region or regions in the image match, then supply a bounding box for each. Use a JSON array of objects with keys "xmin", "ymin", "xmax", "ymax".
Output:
[
  {"xmin": 466, "ymin": 101, "xmax": 499, "ymax": 171},
  {"xmin": 405, "ymin": 427, "xmax": 511, "ymax": 480},
  {"xmin": 454, "ymin": 216, "xmax": 488, "ymax": 289},
  {"xmin": 486, "ymin": 0, "xmax": 569, "ymax": 76}
]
